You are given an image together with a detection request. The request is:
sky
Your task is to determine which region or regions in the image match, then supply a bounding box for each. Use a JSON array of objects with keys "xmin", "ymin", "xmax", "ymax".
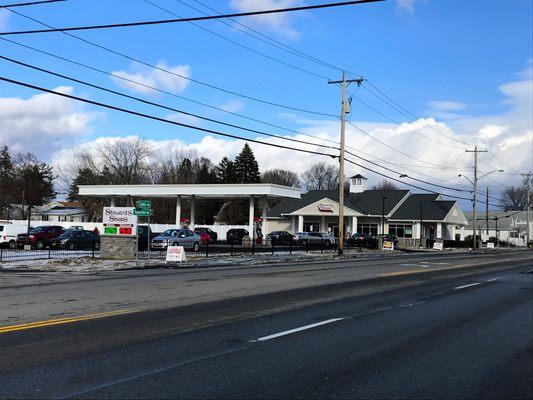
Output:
[{"xmin": 0, "ymin": 0, "xmax": 532, "ymax": 209}]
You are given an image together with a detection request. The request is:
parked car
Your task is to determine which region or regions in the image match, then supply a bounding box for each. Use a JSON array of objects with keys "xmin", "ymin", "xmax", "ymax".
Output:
[
  {"xmin": 138, "ymin": 225, "xmax": 159, "ymax": 251},
  {"xmin": 226, "ymin": 228, "xmax": 249, "ymax": 244},
  {"xmin": 194, "ymin": 227, "xmax": 218, "ymax": 242},
  {"xmin": 16, "ymin": 226, "xmax": 65, "ymax": 250},
  {"xmin": 267, "ymin": 231, "xmax": 295, "ymax": 244},
  {"xmin": 150, "ymin": 229, "xmax": 201, "ymax": 252},
  {"xmin": 347, "ymin": 232, "xmax": 371, "ymax": 247},
  {"xmin": 369, "ymin": 233, "xmax": 399, "ymax": 248},
  {"xmin": 49, "ymin": 230, "xmax": 100, "ymax": 250},
  {"xmin": 297, "ymin": 232, "xmax": 338, "ymax": 247},
  {"xmin": 195, "ymin": 231, "xmax": 211, "ymax": 244},
  {"xmin": 0, "ymin": 223, "xmax": 28, "ymax": 249}
]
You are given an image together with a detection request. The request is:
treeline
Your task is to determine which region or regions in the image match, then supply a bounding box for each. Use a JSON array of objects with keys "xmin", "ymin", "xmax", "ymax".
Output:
[{"xmin": 0, "ymin": 146, "xmax": 55, "ymax": 219}]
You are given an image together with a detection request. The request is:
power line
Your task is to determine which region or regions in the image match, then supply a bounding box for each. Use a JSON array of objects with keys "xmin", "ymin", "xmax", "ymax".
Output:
[
  {"xmin": 2, "ymin": 7, "xmax": 338, "ymax": 117},
  {"xmin": 345, "ymin": 120, "xmax": 456, "ymax": 169},
  {"xmin": 0, "ymin": 36, "xmax": 344, "ymax": 148},
  {"xmin": 1, "ymin": 73, "xmax": 504, "ymax": 204},
  {"xmin": 144, "ymin": 0, "xmax": 330, "ymax": 81},
  {"xmin": 0, "ymin": 75, "xmax": 339, "ymax": 158},
  {"xmin": 343, "ymin": 158, "xmax": 502, "ymax": 207},
  {"xmin": 176, "ymin": 0, "xmax": 354, "ymax": 76},
  {"xmin": 349, "ymin": 90, "xmax": 467, "ymax": 151},
  {"xmin": 3, "ymin": 54, "xmax": 491, "ymax": 197},
  {"xmin": 0, "ymin": 0, "xmax": 65, "ymax": 8},
  {"xmin": 0, "ymin": 0, "xmax": 385, "ymax": 35},
  {"xmin": 0, "ymin": 55, "xmax": 339, "ymax": 151}
]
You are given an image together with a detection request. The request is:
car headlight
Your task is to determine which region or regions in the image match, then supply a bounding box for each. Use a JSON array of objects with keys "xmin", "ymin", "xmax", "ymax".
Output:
[{"xmin": 29, "ymin": 235, "xmax": 35, "ymax": 239}]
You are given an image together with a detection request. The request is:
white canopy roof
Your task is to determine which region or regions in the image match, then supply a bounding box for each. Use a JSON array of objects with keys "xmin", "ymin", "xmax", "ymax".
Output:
[{"xmin": 78, "ymin": 183, "xmax": 301, "ymax": 199}]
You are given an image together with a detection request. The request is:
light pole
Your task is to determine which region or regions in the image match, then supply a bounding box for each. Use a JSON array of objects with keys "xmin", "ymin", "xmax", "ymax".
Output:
[
  {"xmin": 459, "ymin": 169, "xmax": 503, "ymax": 250},
  {"xmin": 381, "ymin": 196, "xmax": 387, "ymax": 236}
]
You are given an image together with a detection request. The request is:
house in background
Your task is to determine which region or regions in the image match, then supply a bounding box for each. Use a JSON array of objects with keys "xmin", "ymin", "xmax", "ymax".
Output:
[
  {"xmin": 460, "ymin": 210, "xmax": 532, "ymax": 246},
  {"xmin": 40, "ymin": 201, "xmax": 87, "ymax": 223},
  {"xmin": 267, "ymin": 175, "xmax": 468, "ymax": 247}
]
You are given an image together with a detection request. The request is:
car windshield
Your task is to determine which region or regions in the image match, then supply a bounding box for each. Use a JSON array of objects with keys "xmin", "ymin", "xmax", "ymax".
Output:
[
  {"xmin": 29, "ymin": 227, "xmax": 45, "ymax": 234},
  {"xmin": 58, "ymin": 231, "xmax": 75, "ymax": 238},
  {"xmin": 161, "ymin": 229, "xmax": 176, "ymax": 236}
]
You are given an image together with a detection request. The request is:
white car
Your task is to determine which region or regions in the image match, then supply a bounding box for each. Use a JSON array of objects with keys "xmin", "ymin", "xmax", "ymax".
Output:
[{"xmin": 0, "ymin": 223, "xmax": 28, "ymax": 249}]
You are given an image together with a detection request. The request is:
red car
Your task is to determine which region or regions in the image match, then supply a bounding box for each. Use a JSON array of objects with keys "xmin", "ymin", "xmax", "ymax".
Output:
[
  {"xmin": 16, "ymin": 226, "xmax": 65, "ymax": 250},
  {"xmin": 195, "ymin": 231, "xmax": 211, "ymax": 244}
]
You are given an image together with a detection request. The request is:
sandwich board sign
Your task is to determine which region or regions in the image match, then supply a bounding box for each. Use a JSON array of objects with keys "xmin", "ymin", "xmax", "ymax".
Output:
[
  {"xmin": 383, "ymin": 241, "xmax": 394, "ymax": 251},
  {"xmin": 102, "ymin": 207, "xmax": 138, "ymax": 236},
  {"xmin": 166, "ymin": 245, "xmax": 186, "ymax": 264},
  {"xmin": 487, "ymin": 242, "xmax": 495, "ymax": 248},
  {"xmin": 433, "ymin": 241, "xmax": 444, "ymax": 251}
]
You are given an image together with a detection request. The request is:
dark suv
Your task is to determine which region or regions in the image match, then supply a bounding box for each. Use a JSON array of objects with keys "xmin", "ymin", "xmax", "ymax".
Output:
[
  {"xmin": 17, "ymin": 226, "xmax": 65, "ymax": 250},
  {"xmin": 226, "ymin": 228, "xmax": 249, "ymax": 244}
]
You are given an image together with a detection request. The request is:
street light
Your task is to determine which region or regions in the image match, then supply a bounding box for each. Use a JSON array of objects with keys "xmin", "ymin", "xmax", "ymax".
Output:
[{"xmin": 459, "ymin": 169, "xmax": 504, "ymax": 250}]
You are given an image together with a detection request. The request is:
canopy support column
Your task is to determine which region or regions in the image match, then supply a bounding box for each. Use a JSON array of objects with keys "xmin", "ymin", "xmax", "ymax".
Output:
[
  {"xmin": 190, "ymin": 195, "xmax": 196, "ymax": 230},
  {"xmin": 175, "ymin": 196, "xmax": 181, "ymax": 226},
  {"xmin": 249, "ymin": 196, "xmax": 255, "ymax": 241},
  {"xmin": 262, "ymin": 196, "xmax": 268, "ymax": 244}
]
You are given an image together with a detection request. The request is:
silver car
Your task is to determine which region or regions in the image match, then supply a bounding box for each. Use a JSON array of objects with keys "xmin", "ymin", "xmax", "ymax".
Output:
[
  {"xmin": 150, "ymin": 229, "xmax": 202, "ymax": 252},
  {"xmin": 297, "ymin": 232, "xmax": 338, "ymax": 246}
]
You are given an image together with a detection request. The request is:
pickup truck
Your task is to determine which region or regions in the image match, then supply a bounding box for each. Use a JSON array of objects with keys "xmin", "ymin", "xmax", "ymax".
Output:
[{"xmin": 138, "ymin": 225, "xmax": 160, "ymax": 250}]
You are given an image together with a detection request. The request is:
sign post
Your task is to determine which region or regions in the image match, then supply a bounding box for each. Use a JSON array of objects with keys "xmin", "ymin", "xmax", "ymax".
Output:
[{"xmin": 135, "ymin": 200, "xmax": 152, "ymax": 259}]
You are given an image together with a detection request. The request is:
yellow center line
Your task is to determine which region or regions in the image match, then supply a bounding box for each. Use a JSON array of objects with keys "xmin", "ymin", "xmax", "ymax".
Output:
[{"xmin": 0, "ymin": 309, "xmax": 137, "ymax": 334}]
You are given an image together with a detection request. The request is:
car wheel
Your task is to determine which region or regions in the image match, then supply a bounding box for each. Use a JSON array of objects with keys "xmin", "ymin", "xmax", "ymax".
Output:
[
  {"xmin": 68, "ymin": 242, "xmax": 75, "ymax": 250},
  {"xmin": 193, "ymin": 242, "xmax": 200, "ymax": 252},
  {"xmin": 9, "ymin": 240, "xmax": 16, "ymax": 249},
  {"xmin": 324, "ymin": 240, "xmax": 331, "ymax": 247},
  {"xmin": 36, "ymin": 240, "xmax": 45, "ymax": 250}
]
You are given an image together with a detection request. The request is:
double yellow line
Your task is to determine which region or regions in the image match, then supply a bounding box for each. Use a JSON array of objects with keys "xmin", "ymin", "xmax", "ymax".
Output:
[{"xmin": 0, "ymin": 308, "xmax": 136, "ymax": 334}]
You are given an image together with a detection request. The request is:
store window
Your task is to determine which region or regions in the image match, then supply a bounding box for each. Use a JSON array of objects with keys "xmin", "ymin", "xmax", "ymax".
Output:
[
  {"xmin": 303, "ymin": 222, "xmax": 319, "ymax": 232},
  {"xmin": 358, "ymin": 223, "xmax": 378, "ymax": 236},
  {"xmin": 389, "ymin": 224, "xmax": 413, "ymax": 238}
]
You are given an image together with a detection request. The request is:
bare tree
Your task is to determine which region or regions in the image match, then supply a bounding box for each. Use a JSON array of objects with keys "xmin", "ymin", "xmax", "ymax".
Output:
[
  {"xmin": 371, "ymin": 179, "xmax": 399, "ymax": 190},
  {"xmin": 98, "ymin": 137, "xmax": 154, "ymax": 184},
  {"xmin": 262, "ymin": 169, "xmax": 299, "ymax": 187},
  {"xmin": 501, "ymin": 176, "xmax": 532, "ymax": 211},
  {"xmin": 301, "ymin": 162, "xmax": 339, "ymax": 191}
]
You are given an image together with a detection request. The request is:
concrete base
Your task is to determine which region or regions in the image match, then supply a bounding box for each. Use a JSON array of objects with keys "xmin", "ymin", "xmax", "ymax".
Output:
[{"xmin": 100, "ymin": 235, "xmax": 138, "ymax": 260}]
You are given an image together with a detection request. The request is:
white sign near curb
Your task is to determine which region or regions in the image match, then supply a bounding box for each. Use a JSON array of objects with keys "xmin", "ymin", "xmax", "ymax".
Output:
[
  {"xmin": 433, "ymin": 242, "xmax": 444, "ymax": 251},
  {"xmin": 166, "ymin": 245, "xmax": 186, "ymax": 263},
  {"xmin": 487, "ymin": 242, "xmax": 495, "ymax": 248}
]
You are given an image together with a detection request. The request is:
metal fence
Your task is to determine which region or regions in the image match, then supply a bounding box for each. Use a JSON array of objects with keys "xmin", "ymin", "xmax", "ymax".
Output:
[{"xmin": 0, "ymin": 248, "xmax": 100, "ymax": 262}]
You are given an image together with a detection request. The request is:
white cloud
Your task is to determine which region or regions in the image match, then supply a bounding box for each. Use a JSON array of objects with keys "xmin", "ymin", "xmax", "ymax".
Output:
[
  {"xmin": 229, "ymin": 0, "xmax": 304, "ymax": 39},
  {"xmin": 220, "ymin": 100, "xmax": 245, "ymax": 113},
  {"xmin": 0, "ymin": 87, "xmax": 97, "ymax": 156},
  {"xmin": 396, "ymin": 0, "xmax": 417, "ymax": 13},
  {"xmin": 166, "ymin": 113, "xmax": 203, "ymax": 126},
  {"xmin": 111, "ymin": 62, "xmax": 191, "ymax": 95}
]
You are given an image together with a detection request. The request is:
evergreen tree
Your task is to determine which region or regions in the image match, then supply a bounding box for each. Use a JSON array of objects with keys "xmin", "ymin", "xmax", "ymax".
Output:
[
  {"xmin": 0, "ymin": 146, "xmax": 14, "ymax": 217},
  {"xmin": 68, "ymin": 168, "xmax": 100, "ymax": 201},
  {"xmin": 177, "ymin": 158, "xmax": 193, "ymax": 183},
  {"xmin": 234, "ymin": 143, "xmax": 260, "ymax": 183},
  {"xmin": 216, "ymin": 157, "xmax": 237, "ymax": 183}
]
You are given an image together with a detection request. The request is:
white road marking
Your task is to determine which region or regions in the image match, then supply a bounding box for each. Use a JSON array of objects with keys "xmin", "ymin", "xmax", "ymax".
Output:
[
  {"xmin": 454, "ymin": 282, "xmax": 482, "ymax": 290},
  {"xmin": 486, "ymin": 277, "xmax": 503, "ymax": 282},
  {"xmin": 400, "ymin": 264, "xmax": 431, "ymax": 268},
  {"xmin": 252, "ymin": 318, "xmax": 345, "ymax": 342}
]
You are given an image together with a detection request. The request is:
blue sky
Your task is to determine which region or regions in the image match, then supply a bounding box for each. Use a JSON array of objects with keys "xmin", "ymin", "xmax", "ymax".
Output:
[{"xmin": 0, "ymin": 0, "xmax": 532, "ymax": 207}]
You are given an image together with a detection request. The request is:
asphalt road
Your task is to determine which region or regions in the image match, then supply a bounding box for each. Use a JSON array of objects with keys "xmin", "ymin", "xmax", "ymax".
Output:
[{"xmin": 0, "ymin": 251, "xmax": 532, "ymax": 399}]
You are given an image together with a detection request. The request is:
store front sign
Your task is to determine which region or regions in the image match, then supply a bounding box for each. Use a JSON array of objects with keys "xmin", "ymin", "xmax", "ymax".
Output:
[
  {"xmin": 318, "ymin": 203, "xmax": 334, "ymax": 213},
  {"xmin": 102, "ymin": 207, "xmax": 137, "ymax": 236}
]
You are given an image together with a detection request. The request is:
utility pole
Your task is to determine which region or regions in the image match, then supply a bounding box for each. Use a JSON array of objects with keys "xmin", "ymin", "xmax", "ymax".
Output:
[
  {"xmin": 465, "ymin": 146, "xmax": 487, "ymax": 250},
  {"xmin": 524, "ymin": 173, "xmax": 532, "ymax": 247},
  {"xmin": 486, "ymin": 187, "xmax": 489, "ymax": 237},
  {"xmin": 328, "ymin": 72, "xmax": 363, "ymax": 256}
]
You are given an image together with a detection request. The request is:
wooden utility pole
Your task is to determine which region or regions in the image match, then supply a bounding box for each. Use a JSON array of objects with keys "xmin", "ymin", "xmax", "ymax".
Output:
[
  {"xmin": 465, "ymin": 146, "xmax": 487, "ymax": 250},
  {"xmin": 328, "ymin": 72, "xmax": 363, "ymax": 256},
  {"xmin": 486, "ymin": 187, "xmax": 489, "ymax": 236}
]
